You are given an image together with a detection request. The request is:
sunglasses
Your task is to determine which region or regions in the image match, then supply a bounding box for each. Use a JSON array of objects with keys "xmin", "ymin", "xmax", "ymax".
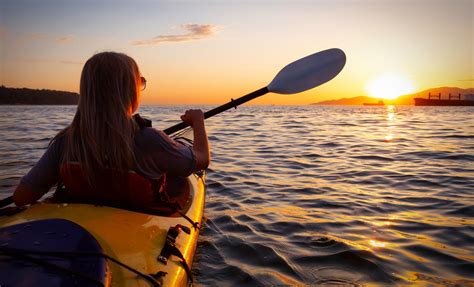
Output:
[{"xmin": 140, "ymin": 76, "xmax": 147, "ymax": 91}]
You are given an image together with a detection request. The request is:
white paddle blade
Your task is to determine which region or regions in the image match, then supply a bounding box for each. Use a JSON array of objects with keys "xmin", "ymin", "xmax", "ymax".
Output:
[{"xmin": 267, "ymin": 48, "xmax": 346, "ymax": 94}]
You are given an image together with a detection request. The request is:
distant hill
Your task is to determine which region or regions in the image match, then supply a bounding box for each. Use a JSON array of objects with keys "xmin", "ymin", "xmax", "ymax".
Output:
[
  {"xmin": 311, "ymin": 87, "xmax": 474, "ymax": 106},
  {"xmin": 313, "ymin": 96, "xmax": 378, "ymax": 106},
  {"xmin": 0, "ymin": 86, "xmax": 79, "ymax": 105}
]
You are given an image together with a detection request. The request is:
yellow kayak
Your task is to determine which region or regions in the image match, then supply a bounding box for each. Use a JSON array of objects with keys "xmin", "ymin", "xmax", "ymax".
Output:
[{"xmin": 0, "ymin": 173, "xmax": 205, "ymax": 287}]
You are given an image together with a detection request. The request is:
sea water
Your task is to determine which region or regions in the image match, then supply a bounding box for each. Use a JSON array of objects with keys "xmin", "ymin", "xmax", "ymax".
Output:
[{"xmin": 1, "ymin": 105, "xmax": 473, "ymax": 286}]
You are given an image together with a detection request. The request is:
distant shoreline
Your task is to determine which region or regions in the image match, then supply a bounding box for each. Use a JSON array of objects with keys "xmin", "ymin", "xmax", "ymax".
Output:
[
  {"xmin": 1, "ymin": 86, "xmax": 472, "ymax": 106},
  {"xmin": 311, "ymin": 86, "xmax": 474, "ymax": 106},
  {"xmin": 0, "ymin": 86, "xmax": 79, "ymax": 105}
]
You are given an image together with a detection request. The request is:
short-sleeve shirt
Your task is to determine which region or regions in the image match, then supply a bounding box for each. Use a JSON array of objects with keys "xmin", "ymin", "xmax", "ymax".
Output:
[{"xmin": 20, "ymin": 127, "xmax": 197, "ymax": 195}]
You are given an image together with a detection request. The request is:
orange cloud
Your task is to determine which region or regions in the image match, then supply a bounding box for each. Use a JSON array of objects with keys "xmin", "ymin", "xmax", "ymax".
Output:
[{"xmin": 131, "ymin": 24, "xmax": 217, "ymax": 46}]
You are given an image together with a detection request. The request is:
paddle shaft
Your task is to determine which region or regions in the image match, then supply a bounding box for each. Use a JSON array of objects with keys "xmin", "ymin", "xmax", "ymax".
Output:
[
  {"xmin": 163, "ymin": 87, "xmax": 269, "ymax": 135},
  {"xmin": 0, "ymin": 196, "xmax": 13, "ymax": 208}
]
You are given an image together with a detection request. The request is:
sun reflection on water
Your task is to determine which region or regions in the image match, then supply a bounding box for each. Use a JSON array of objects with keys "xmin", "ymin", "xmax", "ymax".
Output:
[
  {"xmin": 384, "ymin": 134, "xmax": 394, "ymax": 142},
  {"xmin": 372, "ymin": 220, "xmax": 392, "ymax": 227},
  {"xmin": 384, "ymin": 105, "xmax": 396, "ymax": 142},
  {"xmin": 386, "ymin": 105, "xmax": 395, "ymax": 121},
  {"xmin": 369, "ymin": 239, "xmax": 388, "ymax": 248}
]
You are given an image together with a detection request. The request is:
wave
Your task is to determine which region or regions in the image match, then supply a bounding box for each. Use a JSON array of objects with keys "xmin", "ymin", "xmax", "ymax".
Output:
[{"xmin": 2, "ymin": 105, "xmax": 474, "ymax": 286}]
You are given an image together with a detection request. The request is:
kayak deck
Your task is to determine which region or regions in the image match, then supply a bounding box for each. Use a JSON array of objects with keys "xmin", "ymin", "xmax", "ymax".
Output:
[{"xmin": 0, "ymin": 173, "xmax": 205, "ymax": 287}]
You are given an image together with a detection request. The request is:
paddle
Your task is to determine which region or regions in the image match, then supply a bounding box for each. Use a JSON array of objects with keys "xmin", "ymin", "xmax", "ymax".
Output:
[
  {"xmin": 0, "ymin": 197, "xmax": 13, "ymax": 208},
  {"xmin": 0, "ymin": 48, "xmax": 346, "ymax": 208},
  {"xmin": 163, "ymin": 48, "xmax": 346, "ymax": 135}
]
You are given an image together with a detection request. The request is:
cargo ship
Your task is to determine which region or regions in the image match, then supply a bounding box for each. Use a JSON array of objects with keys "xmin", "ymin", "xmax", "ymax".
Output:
[{"xmin": 414, "ymin": 93, "xmax": 474, "ymax": 106}]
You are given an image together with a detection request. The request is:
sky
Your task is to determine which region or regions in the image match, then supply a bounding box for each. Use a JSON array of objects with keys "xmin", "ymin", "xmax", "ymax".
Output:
[{"xmin": 0, "ymin": 0, "xmax": 472, "ymax": 105}]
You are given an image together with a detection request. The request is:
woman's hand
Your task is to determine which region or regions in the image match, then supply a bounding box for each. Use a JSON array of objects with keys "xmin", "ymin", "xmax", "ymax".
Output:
[
  {"xmin": 180, "ymin": 109, "xmax": 204, "ymax": 128},
  {"xmin": 180, "ymin": 109, "xmax": 210, "ymax": 170}
]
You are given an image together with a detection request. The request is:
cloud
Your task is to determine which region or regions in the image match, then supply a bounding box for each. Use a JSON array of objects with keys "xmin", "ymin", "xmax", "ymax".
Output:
[
  {"xmin": 0, "ymin": 27, "xmax": 7, "ymax": 39},
  {"xmin": 131, "ymin": 24, "xmax": 217, "ymax": 46},
  {"xmin": 56, "ymin": 34, "xmax": 74, "ymax": 44},
  {"xmin": 457, "ymin": 79, "xmax": 474, "ymax": 82},
  {"xmin": 21, "ymin": 58, "xmax": 83, "ymax": 65},
  {"xmin": 25, "ymin": 33, "xmax": 75, "ymax": 44},
  {"xmin": 58, "ymin": 59, "xmax": 83, "ymax": 65}
]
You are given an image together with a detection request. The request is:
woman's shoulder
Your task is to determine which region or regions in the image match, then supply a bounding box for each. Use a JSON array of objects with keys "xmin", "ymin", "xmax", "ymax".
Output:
[
  {"xmin": 135, "ymin": 127, "xmax": 172, "ymax": 146},
  {"xmin": 136, "ymin": 127, "xmax": 166, "ymax": 138},
  {"xmin": 48, "ymin": 129, "xmax": 68, "ymax": 152}
]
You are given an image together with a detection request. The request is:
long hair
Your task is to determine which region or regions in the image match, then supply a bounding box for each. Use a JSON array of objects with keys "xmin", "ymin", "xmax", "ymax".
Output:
[{"xmin": 56, "ymin": 52, "xmax": 141, "ymax": 184}]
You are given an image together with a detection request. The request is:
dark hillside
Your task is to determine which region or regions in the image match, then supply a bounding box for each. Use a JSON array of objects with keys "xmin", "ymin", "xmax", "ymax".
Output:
[{"xmin": 0, "ymin": 86, "xmax": 79, "ymax": 105}]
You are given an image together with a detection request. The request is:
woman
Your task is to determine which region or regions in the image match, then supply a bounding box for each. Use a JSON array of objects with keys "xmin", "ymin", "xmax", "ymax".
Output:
[{"xmin": 13, "ymin": 52, "xmax": 210, "ymax": 209}]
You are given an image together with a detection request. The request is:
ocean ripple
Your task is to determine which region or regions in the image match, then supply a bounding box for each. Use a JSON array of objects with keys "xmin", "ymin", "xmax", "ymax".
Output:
[{"xmin": 1, "ymin": 105, "xmax": 474, "ymax": 286}]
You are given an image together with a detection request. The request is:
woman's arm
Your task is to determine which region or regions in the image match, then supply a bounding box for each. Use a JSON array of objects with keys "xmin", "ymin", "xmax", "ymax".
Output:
[
  {"xmin": 13, "ymin": 184, "xmax": 44, "ymax": 206},
  {"xmin": 12, "ymin": 136, "xmax": 63, "ymax": 206},
  {"xmin": 181, "ymin": 109, "xmax": 210, "ymax": 170}
]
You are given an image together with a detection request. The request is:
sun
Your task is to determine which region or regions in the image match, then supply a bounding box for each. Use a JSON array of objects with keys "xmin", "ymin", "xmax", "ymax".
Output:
[{"xmin": 366, "ymin": 74, "xmax": 415, "ymax": 100}]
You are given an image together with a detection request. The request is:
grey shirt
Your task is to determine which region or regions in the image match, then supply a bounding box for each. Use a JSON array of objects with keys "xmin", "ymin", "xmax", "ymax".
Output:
[{"xmin": 20, "ymin": 127, "xmax": 197, "ymax": 194}]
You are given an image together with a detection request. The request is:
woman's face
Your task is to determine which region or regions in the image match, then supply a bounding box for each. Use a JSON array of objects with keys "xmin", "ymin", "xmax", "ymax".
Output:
[{"xmin": 130, "ymin": 74, "xmax": 144, "ymax": 114}]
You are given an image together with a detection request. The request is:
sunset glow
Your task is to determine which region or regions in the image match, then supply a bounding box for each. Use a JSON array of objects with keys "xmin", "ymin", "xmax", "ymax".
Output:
[
  {"xmin": 0, "ymin": 1, "xmax": 472, "ymax": 105},
  {"xmin": 366, "ymin": 75, "xmax": 415, "ymax": 100}
]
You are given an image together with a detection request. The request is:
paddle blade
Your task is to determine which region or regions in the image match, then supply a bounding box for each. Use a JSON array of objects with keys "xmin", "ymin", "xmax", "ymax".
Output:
[{"xmin": 267, "ymin": 48, "xmax": 346, "ymax": 94}]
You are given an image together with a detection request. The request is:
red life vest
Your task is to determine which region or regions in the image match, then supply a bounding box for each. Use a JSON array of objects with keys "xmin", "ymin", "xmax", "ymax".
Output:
[
  {"xmin": 52, "ymin": 116, "xmax": 193, "ymax": 215},
  {"xmin": 56, "ymin": 163, "xmax": 162, "ymax": 210}
]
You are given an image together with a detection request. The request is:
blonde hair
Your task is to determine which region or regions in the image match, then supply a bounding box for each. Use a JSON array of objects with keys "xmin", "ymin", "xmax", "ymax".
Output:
[{"xmin": 58, "ymin": 52, "xmax": 141, "ymax": 183}]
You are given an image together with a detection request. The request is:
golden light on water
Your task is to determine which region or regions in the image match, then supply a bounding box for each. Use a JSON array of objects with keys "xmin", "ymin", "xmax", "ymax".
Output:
[
  {"xmin": 369, "ymin": 239, "xmax": 388, "ymax": 248},
  {"xmin": 366, "ymin": 75, "xmax": 415, "ymax": 100},
  {"xmin": 384, "ymin": 134, "xmax": 394, "ymax": 142},
  {"xmin": 385, "ymin": 105, "xmax": 395, "ymax": 142},
  {"xmin": 386, "ymin": 105, "xmax": 395, "ymax": 120},
  {"xmin": 373, "ymin": 221, "xmax": 392, "ymax": 227}
]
